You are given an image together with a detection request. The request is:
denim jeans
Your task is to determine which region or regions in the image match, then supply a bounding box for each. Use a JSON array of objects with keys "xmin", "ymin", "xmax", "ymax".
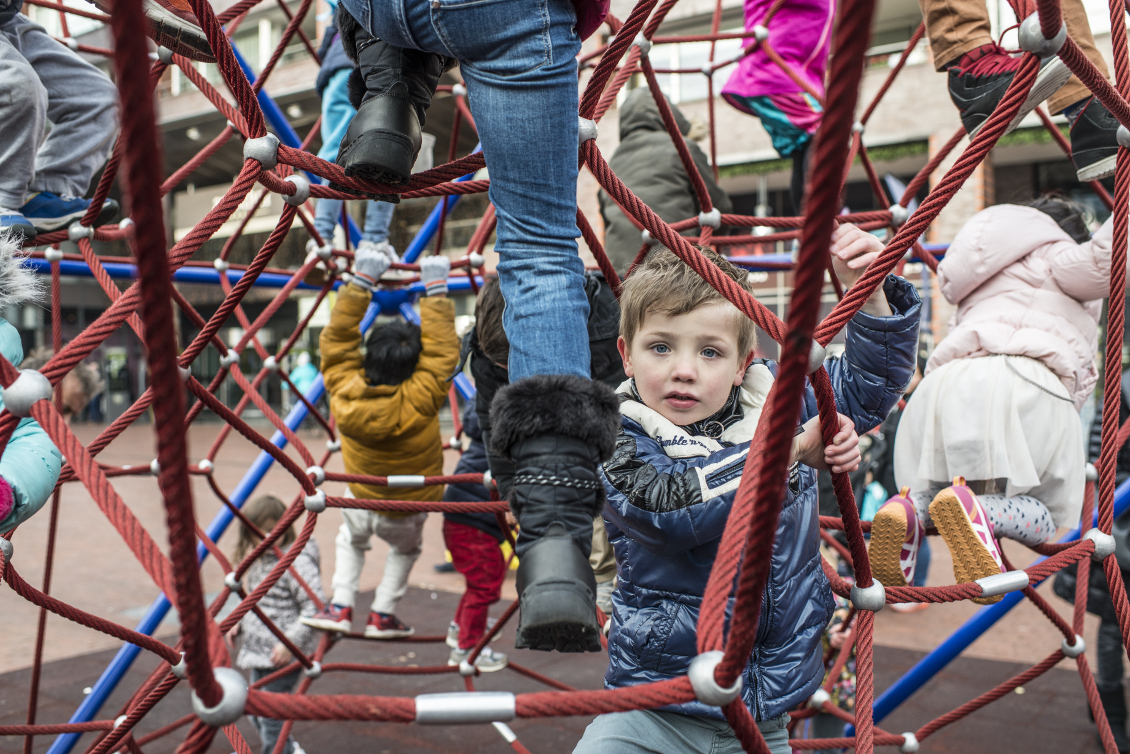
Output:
[
  {"xmin": 338, "ymin": 0, "xmax": 591, "ymax": 382},
  {"xmin": 315, "ymin": 68, "xmax": 396, "ymax": 245},
  {"xmin": 248, "ymin": 668, "xmax": 300, "ymax": 754},
  {"xmin": 573, "ymin": 709, "xmax": 791, "ymax": 754}
]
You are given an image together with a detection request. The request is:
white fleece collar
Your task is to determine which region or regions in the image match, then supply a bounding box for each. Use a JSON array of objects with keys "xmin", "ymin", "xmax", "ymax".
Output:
[{"xmin": 617, "ymin": 364, "xmax": 775, "ymax": 458}]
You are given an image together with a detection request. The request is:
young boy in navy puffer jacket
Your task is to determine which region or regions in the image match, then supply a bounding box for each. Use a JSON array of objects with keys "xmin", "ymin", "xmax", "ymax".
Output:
[{"xmin": 574, "ymin": 227, "xmax": 920, "ymax": 754}]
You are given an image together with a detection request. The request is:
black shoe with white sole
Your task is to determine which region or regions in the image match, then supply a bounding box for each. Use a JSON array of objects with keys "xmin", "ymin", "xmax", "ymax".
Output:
[
  {"xmin": 1070, "ymin": 97, "xmax": 1120, "ymax": 182},
  {"xmin": 948, "ymin": 44, "xmax": 1071, "ymax": 138}
]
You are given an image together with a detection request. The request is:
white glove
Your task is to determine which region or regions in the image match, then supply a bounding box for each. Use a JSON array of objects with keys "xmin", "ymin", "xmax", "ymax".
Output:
[
  {"xmin": 419, "ymin": 255, "xmax": 450, "ymax": 297},
  {"xmin": 351, "ymin": 247, "xmax": 391, "ymax": 290}
]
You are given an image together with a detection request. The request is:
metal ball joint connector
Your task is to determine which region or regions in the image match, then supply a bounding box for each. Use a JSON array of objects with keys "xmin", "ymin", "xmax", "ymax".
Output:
[
  {"xmin": 220, "ymin": 350, "xmax": 240, "ymax": 369},
  {"xmin": 326, "ymin": 439, "xmax": 341, "ymax": 453},
  {"xmin": 243, "ymin": 133, "xmax": 280, "ymax": 171},
  {"xmin": 303, "ymin": 661, "xmax": 322, "ymax": 680},
  {"xmin": 263, "ymin": 356, "xmax": 279, "ymax": 373},
  {"xmin": 899, "ymin": 732, "xmax": 920, "ymax": 753},
  {"xmin": 1062, "ymin": 634, "xmax": 1086, "ymax": 658},
  {"xmin": 1118, "ymin": 125, "xmax": 1130, "ymax": 150},
  {"xmin": 482, "ymin": 469, "xmax": 494, "ymax": 490},
  {"xmin": 633, "ymin": 32, "xmax": 652, "ymax": 56},
  {"xmin": 171, "ymin": 653, "xmax": 187, "ymax": 680},
  {"xmin": 178, "ymin": 365, "xmax": 192, "ymax": 382},
  {"xmin": 1086, "ymin": 462, "xmax": 1099, "ymax": 482},
  {"xmin": 751, "ymin": 25, "xmax": 769, "ymax": 42},
  {"xmin": 68, "ymin": 222, "xmax": 93, "ymax": 242},
  {"xmin": 468, "ymin": 252, "xmax": 486, "ymax": 268},
  {"xmin": 2, "ymin": 369, "xmax": 53, "ymax": 418},
  {"xmin": 223, "ymin": 571, "xmax": 241, "ymax": 593},
  {"xmin": 44, "ymin": 248, "xmax": 64, "ymax": 263},
  {"xmin": 1017, "ymin": 13, "xmax": 1067, "ymax": 59},
  {"xmin": 306, "ymin": 465, "xmax": 325, "ymax": 486},
  {"xmin": 190, "ymin": 667, "xmax": 249, "ymax": 727},
  {"xmin": 315, "ymin": 244, "xmax": 334, "ymax": 261},
  {"xmin": 641, "ymin": 228, "xmax": 655, "ymax": 246},
  {"xmin": 451, "ymin": 83, "xmax": 467, "ymax": 98},
  {"xmin": 458, "ymin": 660, "xmax": 477, "ymax": 677},
  {"xmin": 850, "ymin": 579, "xmax": 886, "ymax": 612},
  {"xmin": 698, "ymin": 208, "xmax": 722, "ymax": 230},
  {"xmin": 578, "ymin": 117, "xmax": 599, "ymax": 146},
  {"xmin": 197, "ymin": 459, "xmax": 214, "ymax": 475},
  {"xmin": 213, "ymin": 258, "xmax": 230, "ymax": 273},
  {"xmin": 852, "ymin": 121, "xmax": 865, "ymax": 134},
  {"xmin": 157, "ymin": 46, "xmax": 175, "ymax": 65},
  {"xmin": 283, "ymin": 175, "xmax": 310, "ymax": 206},
  {"xmin": 0, "ymin": 537, "xmax": 13, "ymax": 565},
  {"xmin": 888, "ymin": 204, "xmax": 909, "ymax": 229},
  {"xmin": 304, "ymin": 489, "xmax": 327, "ymax": 513},
  {"xmin": 687, "ymin": 651, "xmax": 743, "ymax": 706},
  {"xmin": 150, "ymin": 459, "xmax": 161, "ymax": 475},
  {"xmin": 807, "ymin": 688, "xmax": 831, "ymax": 709},
  {"xmin": 807, "ymin": 342, "xmax": 827, "ymax": 374},
  {"xmin": 1084, "ymin": 528, "xmax": 1116, "ymax": 561},
  {"xmin": 114, "ymin": 715, "xmax": 128, "ymax": 729}
]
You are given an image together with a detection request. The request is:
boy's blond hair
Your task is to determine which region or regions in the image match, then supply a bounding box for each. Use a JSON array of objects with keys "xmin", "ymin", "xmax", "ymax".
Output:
[{"xmin": 619, "ymin": 247, "xmax": 757, "ymax": 356}]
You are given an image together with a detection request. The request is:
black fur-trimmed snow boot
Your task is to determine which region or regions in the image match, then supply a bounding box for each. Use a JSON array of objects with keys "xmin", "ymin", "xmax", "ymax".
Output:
[
  {"xmin": 490, "ymin": 374, "xmax": 620, "ymax": 653},
  {"xmin": 1099, "ymin": 684, "xmax": 1130, "ymax": 753},
  {"xmin": 335, "ymin": 7, "xmax": 453, "ymax": 189}
]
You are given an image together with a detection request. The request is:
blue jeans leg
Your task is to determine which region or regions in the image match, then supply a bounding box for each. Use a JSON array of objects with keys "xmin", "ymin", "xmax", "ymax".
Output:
[
  {"xmin": 344, "ymin": 0, "xmax": 591, "ymax": 382},
  {"xmin": 315, "ymin": 68, "xmax": 357, "ymax": 242},
  {"xmin": 912, "ymin": 537, "xmax": 931, "ymax": 587},
  {"xmin": 363, "ymin": 199, "xmax": 395, "ymax": 244},
  {"xmin": 248, "ymin": 668, "xmax": 300, "ymax": 754}
]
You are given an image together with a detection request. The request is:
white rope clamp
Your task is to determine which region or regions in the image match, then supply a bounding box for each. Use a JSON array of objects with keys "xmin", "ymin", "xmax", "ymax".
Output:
[
  {"xmin": 306, "ymin": 465, "xmax": 325, "ymax": 486},
  {"xmin": 283, "ymin": 175, "xmax": 310, "ymax": 206},
  {"xmin": 304, "ymin": 489, "xmax": 327, "ymax": 513},
  {"xmin": 888, "ymin": 204, "xmax": 909, "ymax": 228},
  {"xmin": 687, "ymin": 651, "xmax": 743, "ymax": 706},
  {"xmin": 698, "ymin": 208, "xmax": 722, "ymax": 229},
  {"xmin": 190, "ymin": 667, "xmax": 249, "ymax": 726},
  {"xmin": 45, "ymin": 248, "xmax": 64, "ymax": 263},
  {"xmin": 850, "ymin": 580, "xmax": 886, "ymax": 612},
  {"xmin": 415, "ymin": 692, "xmax": 516, "ymax": 724},
  {"xmin": 243, "ymin": 133, "xmax": 280, "ymax": 171},
  {"xmin": 633, "ymin": 32, "xmax": 652, "ymax": 56},
  {"xmin": 1084, "ymin": 528, "xmax": 1116, "ymax": 561},
  {"xmin": 68, "ymin": 222, "xmax": 93, "ymax": 242},
  {"xmin": 2, "ymin": 370, "xmax": 53, "ymax": 418},
  {"xmin": 899, "ymin": 732, "xmax": 920, "ymax": 753},
  {"xmin": 975, "ymin": 570, "xmax": 1029, "ymax": 599},
  {"xmin": 579, "ymin": 117, "xmax": 598, "ymax": 146},
  {"xmin": 1062, "ymin": 634, "xmax": 1086, "ymax": 658},
  {"xmin": 1017, "ymin": 12, "xmax": 1067, "ymax": 58}
]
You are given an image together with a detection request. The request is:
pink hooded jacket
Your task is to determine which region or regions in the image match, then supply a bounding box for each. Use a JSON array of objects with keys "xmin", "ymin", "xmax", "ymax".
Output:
[{"xmin": 930, "ymin": 203, "xmax": 1116, "ymax": 411}]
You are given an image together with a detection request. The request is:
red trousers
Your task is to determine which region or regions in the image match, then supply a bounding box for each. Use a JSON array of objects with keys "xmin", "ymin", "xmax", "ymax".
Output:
[{"xmin": 442, "ymin": 520, "xmax": 506, "ymax": 650}]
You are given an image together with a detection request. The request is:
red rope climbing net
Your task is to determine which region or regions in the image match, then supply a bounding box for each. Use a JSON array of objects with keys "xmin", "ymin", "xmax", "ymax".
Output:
[{"xmin": 4, "ymin": 0, "xmax": 1130, "ymax": 749}]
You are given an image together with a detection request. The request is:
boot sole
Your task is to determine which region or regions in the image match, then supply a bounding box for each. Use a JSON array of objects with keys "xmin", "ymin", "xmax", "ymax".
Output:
[
  {"xmin": 364, "ymin": 627, "xmax": 415, "ymax": 639},
  {"xmin": 929, "ymin": 492, "xmax": 1003, "ymax": 605},
  {"xmin": 869, "ymin": 504, "xmax": 910, "ymax": 589},
  {"xmin": 299, "ymin": 617, "xmax": 352, "ymax": 633},
  {"xmin": 145, "ymin": 1, "xmax": 215, "ymax": 64},
  {"xmin": 340, "ymin": 130, "xmax": 417, "ymax": 187},
  {"xmin": 969, "ymin": 56, "xmax": 1072, "ymax": 140},
  {"xmin": 1077, "ymin": 154, "xmax": 1118, "ymax": 182},
  {"xmin": 515, "ymin": 588, "xmax": 602, "ymax": 653}
]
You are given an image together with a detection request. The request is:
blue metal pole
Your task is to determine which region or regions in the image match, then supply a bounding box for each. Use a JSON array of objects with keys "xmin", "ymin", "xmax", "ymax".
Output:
[{"xmin": 862, "ymin": 476, "xmax": 1130, "ymax": 727}]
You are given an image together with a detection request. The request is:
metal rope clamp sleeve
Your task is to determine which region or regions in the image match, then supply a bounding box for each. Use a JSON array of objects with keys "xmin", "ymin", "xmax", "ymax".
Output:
[
  {"xmin": 0, "ymin": 536, "xmax": 12, "ymax": 565},
  {"xmin": 688, "ymin": 650, "xmax": 743, "ymax": 706},
  {"xmin": 2, "ymin": 369, "xmax": 53, "ymax": 418},
  {"xmin": 974, "ymin": 570, "xmax": 1028, "ymax": 599},
  {"xmin": 1062, "ymin": 634, "xmax": 1086, "ymax": 658},
  {"xmin": 415, "ymin": 692, "xmax": 515, "ymax": 724},
  {"xmin": 304, "ymin": 489, "xmax": 327, "ymax": 513},
  {"xmin": 698, "ymin": 208, "xmax": 722, "ymax": 229},
  {"xmin": 191, "ymin": 667, "xmax": 249, "ymax": 726},
  {"xmin": 1017, "ymin": 12, "xmax": 1067, "ymax": 58},
  {"xmin": 578, "ymin": 117, "xmax": 598, "ymax": 146}
]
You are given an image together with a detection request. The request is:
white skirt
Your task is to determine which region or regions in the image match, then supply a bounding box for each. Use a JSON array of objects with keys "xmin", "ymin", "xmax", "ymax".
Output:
[{"xmin": 893, "ymin": 355, "xmax": 1085, "ymax": 527}]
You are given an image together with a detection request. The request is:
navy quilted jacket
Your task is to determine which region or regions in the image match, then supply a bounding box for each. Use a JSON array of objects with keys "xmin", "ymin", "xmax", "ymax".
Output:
[{"xmin": 599, "ymin": 275, "xmax": 921, "ymax": 722}]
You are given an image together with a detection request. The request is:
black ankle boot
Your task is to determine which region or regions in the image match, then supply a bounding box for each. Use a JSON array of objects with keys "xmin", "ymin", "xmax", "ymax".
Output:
[
  {"xmin": 1100, "ymin": 685, "xmax": 1130, "ymax": 753},
  {"xmin": 491, "ymin": 375, "xmax": 621, "ymax": 652},
  {"xmin": 335, "ymin": 7, "xmax": 453, "ymax": 188}
]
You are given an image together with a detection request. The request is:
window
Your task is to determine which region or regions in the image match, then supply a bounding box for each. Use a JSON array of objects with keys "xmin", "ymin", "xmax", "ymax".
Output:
[{"xmin": 645, "ymin": 32, "xmax": 744, "ymax": 104}]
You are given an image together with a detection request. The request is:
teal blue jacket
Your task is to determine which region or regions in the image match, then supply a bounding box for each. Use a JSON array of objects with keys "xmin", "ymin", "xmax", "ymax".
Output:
[{"xmin": 0, "ymin": 319, "xmax": 63, "ymax": 531}]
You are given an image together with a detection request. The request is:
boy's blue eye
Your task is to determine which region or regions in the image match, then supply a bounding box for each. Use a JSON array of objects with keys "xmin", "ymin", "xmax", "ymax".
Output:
[
  {"xmin": 653, "ymin": 344, "xmax": 670, "ymax": 354},
  {"xmin": 702, "ymin": 348, "xmax": 719, "ymax": 358}
]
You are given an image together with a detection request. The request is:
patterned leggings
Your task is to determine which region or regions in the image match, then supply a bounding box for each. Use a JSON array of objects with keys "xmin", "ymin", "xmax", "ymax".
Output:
[{"xmin": 911, "ymin": 482, "xmax": 1057, "ymax": 546}]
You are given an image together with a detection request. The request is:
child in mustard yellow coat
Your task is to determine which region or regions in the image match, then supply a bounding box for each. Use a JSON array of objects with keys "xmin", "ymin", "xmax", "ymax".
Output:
[{"xmin": 302, "ymin": 248, "xmax": 458, "ymax": 638}]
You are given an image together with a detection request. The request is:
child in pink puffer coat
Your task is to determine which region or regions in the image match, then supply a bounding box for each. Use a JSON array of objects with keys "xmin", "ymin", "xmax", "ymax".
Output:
[{"xmin": 869, "ymin": 197, "xmax": 1110, "ymax": 601}]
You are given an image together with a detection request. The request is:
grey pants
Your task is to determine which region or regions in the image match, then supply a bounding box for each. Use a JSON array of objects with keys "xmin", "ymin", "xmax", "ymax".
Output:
[
  {"xmin": 574, "ymin": 709, "xmax": 791, "ymax": 754},
  {"xmin": 0, "ymin": 13, "xmax": 118, "ymax": 209},
  {"xmin": 249, "ymin": 668, "xmax": 301, "ymax": 754},
  {"xmin": 811, "ymin": 712, "xmax": 847, "ymax": 754},
  {"xmin": 1098, "ymin": 615, "xmax": 1125, "ymax": 693}
]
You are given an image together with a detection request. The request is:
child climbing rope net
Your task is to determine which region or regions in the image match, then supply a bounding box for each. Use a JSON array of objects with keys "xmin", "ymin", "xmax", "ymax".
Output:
[{"xmin": 2, "ymin": 0, "xmax": 1130, "ymax": 751}]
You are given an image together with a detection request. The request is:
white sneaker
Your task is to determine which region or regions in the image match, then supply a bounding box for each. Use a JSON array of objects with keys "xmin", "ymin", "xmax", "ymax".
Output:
[
  {"xmin": 446, "ymin": 621, "xmax": 459, "ymax": 649},
  {"xmin": 448, "ymin": 645, "xmax": 508, "ymax": 673}
]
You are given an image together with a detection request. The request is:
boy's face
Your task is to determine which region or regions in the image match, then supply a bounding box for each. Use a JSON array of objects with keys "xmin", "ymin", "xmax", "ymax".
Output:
[{"xmin": 618, "ymin": 302, "xmax": 750, "ymax": 426}]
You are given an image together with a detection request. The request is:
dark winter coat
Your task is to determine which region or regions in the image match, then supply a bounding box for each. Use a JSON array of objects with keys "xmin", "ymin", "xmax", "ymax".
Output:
[
  {"xmin": 442, "ymin": 402, "xmax": 502, "ymax": 540},
  {"xmin": 600, "ymin": 276, "xmax": 921, "ymax": 722},
  {"xmin": 598, "ymin": 88, "xmax": 733, "ymax": 274},
  {"xmin": 463, "ymin": 271, "xmax": 625, "ymax": 499}
]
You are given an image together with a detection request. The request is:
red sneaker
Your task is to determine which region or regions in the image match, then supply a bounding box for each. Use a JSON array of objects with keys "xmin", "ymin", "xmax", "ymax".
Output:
[
  {"xmin": 365, "ymin": 612, "xmax": 414, "ymax": 639},
  {"xmin": 929, "ymin": 477, "xmax": 1006, "ymax": 604},
  {"xmin": 86, "ymin": 0, "xmax": 215, "ymax": 63},
  {"xmin": 299, "ymin": 603, "xmax": 353, "ymax": 633}
]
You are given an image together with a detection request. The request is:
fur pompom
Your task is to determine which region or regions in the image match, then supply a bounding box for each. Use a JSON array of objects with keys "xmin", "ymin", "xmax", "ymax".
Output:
[{"xmin": 0, "ymin": 229, "xmax": 44, "ymax": 309}]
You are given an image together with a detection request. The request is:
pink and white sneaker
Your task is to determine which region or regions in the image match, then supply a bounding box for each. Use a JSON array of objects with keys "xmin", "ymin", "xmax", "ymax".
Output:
[
  {"xmin": 868, "ymin": 487, "xmax": 924, "ymax": 588},
  {"xmin": 300, "ymin": 603, "xmax": 353, "ymax": 633},
  {"xmin": 928, "ymin": 477, "xmax": 1006, "ymax": 604}
]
